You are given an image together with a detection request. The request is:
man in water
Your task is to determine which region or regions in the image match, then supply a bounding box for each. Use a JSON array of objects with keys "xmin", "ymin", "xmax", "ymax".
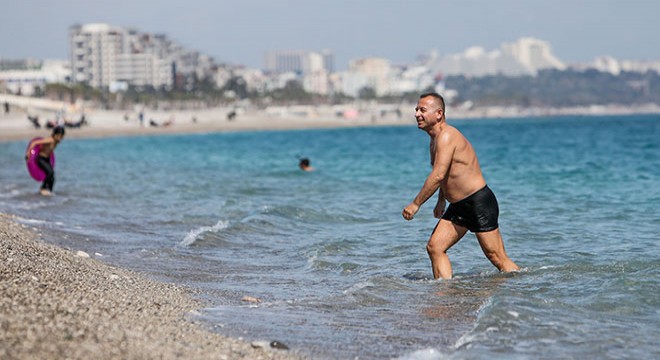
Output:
[
  {"xmin": 299, "ymin": 158, "xmax": 314, "ymax": 172},
  {"xmin": 402, "ymin": 92, "xmax": 519, "ymax": 279},
  {"xmin": 25, "ymin": 126, "xmax": 65, "ymax": 196}
]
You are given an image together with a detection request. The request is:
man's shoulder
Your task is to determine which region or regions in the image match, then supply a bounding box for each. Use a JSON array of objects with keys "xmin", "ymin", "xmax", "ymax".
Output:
[{"xmin": 436, "ymin": 124, "xmax": 463, "ymax": 142}]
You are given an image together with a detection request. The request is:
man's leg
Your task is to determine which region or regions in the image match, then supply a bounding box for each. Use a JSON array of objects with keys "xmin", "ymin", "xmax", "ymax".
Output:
[
  {"xmin": 475, "ymin": 228, "xmax": 519, "ymax": 272},
  {"xmin": 426, "ymin": 219, "xmax": 467, "ymax": 279}
]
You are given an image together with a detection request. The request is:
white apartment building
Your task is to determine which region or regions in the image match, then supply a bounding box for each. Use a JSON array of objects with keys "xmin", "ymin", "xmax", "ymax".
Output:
[
  {"xmin": 302, "ymin": 70, "xmax": 330, "ymax": 95},
  {"xmin": 69, "ymin": 23, "xmax": 124, "ymax": 88},
  {"xmin": 115, "ymin": 53, "xmax": 173, "ymax": 88},
  {"xmin": 0, "ymin": 60, "xmax": 70, "ymax": 95},
  {"xmin": 588, "ymin": 55, "xmax": 660, "ymax": 75},
  {"xmin": 339, "ymin": 57, "xmax": 392, "ymax": 97},
  {"xmin": 427, "ymin": 37, "xmax": 566, "ymax": 77},
  {"xmin": 501, "ymin": 37, "xmax": 566, "ymax": 74},
  {"xmin": 69, "ymin": 23, "xmax": 211, "ymax": 90}
]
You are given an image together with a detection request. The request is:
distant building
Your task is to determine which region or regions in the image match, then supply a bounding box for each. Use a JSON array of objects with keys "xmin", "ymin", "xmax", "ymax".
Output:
[
  {"xmin": 264, "ymin": 50, "xmax": 334, "ymax": 74},
  {"xmin": 582, "ymin": 55, "xmax": 660, "ymax": 75},
  {"xmin": 69, "ymin": 23, "xmax": 213, "ymax": 90},
  {"xmin": 0, "ymin": 58, "xmax": 43, "ymax": 71},
  {"xmin": 303, "ymin": 70, "xmax": 330, "ymax": 95},
  {"xmin": 0, "ymin": 60, "xmax": 70, "ymax": 96},
  {"xmin": 321, "ymin": 49, "xmax": 335, "ymax": 73},
  {"xmin": 69, "ymin": 23, "xmax": 124, "ymax": 88},
  {"xmin": 427, "ymin": 37, "xmax": 566, "ymax": 77},
  {"xmin": 502, "ymin": 37, "xmax": 566, "ymax": 73},
  {"xmin": 339, "ymin": 57, "xmax": 392, "ymax": 97}
]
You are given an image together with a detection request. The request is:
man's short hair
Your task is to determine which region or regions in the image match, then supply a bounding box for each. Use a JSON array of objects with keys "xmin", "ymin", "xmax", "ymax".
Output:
[{"xmin": 420, "ymin": 92, "xmax": 446, "ymax": 112}]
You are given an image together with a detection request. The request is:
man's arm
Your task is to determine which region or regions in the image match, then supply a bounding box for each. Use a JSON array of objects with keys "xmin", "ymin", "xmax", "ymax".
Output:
[
  {"xmin": 433, "ymin": 188, "xmax": 446, "ymax": 219},
  {"xmin": 403, "ymin": 134, "xmax": 454, "ymax": 220}
]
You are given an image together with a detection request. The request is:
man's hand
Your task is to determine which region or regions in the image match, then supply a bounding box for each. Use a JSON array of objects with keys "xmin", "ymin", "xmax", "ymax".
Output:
[
  {"xmin": 433, "ymin": 198, "xmax": 446, "ymax": 219},
  {"xmin": 402, "ymin": 203, "xmax": 419, "ymax": 221}
]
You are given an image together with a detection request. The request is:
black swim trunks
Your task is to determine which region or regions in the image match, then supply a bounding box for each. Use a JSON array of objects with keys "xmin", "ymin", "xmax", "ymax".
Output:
[{"xmin": 441, "ymin": 185, "xmax": 499, "ymax": 232}]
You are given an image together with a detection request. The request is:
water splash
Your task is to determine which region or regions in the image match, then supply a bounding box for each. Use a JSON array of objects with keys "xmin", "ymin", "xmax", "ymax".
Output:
[{"xmin": 179, "ymin": 220, "xmax": 229, "ymax": 247}]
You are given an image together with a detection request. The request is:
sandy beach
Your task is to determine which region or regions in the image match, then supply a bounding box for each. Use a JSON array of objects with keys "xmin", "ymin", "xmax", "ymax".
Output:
[
  {"xmin": 0, "ymin": 213, "xmax": 304, "ymax": 360},
  {"xmin": 3, "ymin": 93, "xmax": 659, "ymax": 143},
  {"xmin": 0, "ymin": 94, "xmax": 414, "ymax": 143}
]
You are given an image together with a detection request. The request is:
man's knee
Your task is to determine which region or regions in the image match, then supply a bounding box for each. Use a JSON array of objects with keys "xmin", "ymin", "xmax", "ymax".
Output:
[{"xmin": 426, "ymin": 241, "xmax": 447, "ymax": 257}]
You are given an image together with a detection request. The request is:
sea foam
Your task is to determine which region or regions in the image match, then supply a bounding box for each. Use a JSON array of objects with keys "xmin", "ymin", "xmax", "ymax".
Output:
[
  {"xmin": 394, "ymin": 348, "xmax": 447, "ymax": 360},
  {"xmin": 179, "ymin": 220, "xmax": 229, "ymax": 247}
]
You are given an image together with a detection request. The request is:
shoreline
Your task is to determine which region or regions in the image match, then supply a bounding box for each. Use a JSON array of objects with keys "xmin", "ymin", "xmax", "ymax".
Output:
[
  {"xmin": 2, "ymin": 94, "xmax": 659, "ymax": 143},
  {"xmin": 0, "ymin": 109, "xmax": 412, "ymax": 143},
  {"xmin": 0, "ymin": 213, "xmax": 304, "ymax": 360}
]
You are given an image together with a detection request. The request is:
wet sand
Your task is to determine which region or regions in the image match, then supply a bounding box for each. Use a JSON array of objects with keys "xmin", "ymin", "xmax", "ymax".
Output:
[{"xmin": 0, "ymin": 213, "xmax": 305, "ymax": 360}]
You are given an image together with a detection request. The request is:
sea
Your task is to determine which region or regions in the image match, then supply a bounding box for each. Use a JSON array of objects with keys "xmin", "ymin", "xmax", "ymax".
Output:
[{"xmin": 1, "ymin": 114, "xmax": 659, "ymax": 359}]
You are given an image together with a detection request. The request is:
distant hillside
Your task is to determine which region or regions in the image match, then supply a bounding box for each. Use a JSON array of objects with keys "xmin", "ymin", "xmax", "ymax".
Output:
[{"xmin": 445, "ymin": 69, "xmax": 660, "ymax": 108}]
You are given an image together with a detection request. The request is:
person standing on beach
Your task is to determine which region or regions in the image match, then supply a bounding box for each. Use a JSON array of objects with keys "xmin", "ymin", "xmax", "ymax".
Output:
[
  {"xmin": 402, "ymin": 92, "xmax": 519, "ymax": 279},
  {"xmin": 25, "ymin": 126, "xmax": 65, "ymax": 196}
]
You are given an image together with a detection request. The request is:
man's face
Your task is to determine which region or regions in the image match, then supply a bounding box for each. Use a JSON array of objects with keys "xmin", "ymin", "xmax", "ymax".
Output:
[{"xmin": 414, "ymin": 97, "xmax": 442, "ymax": 130}]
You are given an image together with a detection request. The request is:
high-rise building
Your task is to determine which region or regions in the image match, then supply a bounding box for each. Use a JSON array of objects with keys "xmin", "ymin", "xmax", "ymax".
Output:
[
  {"xmin": 501, "ymin": 37, "xmax": 566, "ymax": 73},
  {"xmin": 69, "ymin": 23, "xmax": 212, "ymax": 90},
  {"xmin": 321, "ymin": 49, "xmax": 334, "ymax": 73},
  {"xmin": 264, "ymin": 50, "xmax": 334, "ymax": 74},
  {"xmin": 69, "ymin": 23, "xmax": 124, "ymax": 88}
]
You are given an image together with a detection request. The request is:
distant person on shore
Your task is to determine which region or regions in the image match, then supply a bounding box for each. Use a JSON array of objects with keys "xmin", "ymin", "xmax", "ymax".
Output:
[
  {"xmin": 3, "ymin": 101, "xmax": 9, "ymax": 114},
  {"xmin": 25, "ymin": 126, "xmax": 65, "ymax": 196},
  {"xmin": 402, "ymin": 92, "xmax": 519, "ymax": 279},
  {"xmin": 27, "ymin": 115, "xmax": 41, "ymax": 129},
  {"xmin": 64, "ymin": 114, "xmax": 87, "ymax": 128},
  {"xmin": 299, "ymin": 158, "xmax": 314, "ymax": 172}
]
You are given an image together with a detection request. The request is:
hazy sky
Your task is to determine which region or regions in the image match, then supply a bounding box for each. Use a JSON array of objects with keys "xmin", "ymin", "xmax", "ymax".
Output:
[{"xmin": 1, "ymin": 0, "xmax": 658, "ymax": 69}]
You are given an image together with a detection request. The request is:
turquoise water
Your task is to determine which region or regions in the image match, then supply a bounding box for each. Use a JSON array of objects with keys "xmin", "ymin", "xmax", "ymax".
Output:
[{"xmin": 1, "ymin": 115, "xmax": 659, "ymax": 359}]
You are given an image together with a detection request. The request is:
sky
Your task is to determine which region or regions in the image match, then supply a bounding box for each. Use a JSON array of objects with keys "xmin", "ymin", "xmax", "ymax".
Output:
[{"xmin": 1, "ymin": 0, "xmax": 658, "ymax": 69}]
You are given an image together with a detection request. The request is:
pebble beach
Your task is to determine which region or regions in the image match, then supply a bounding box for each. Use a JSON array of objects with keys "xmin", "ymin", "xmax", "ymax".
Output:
[{"xmin": 0, "ymin": 213, "xmax": 304, "ymax": 360}]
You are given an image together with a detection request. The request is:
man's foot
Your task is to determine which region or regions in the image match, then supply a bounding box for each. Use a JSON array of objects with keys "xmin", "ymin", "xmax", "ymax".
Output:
[{"xmin": 39, "ymin": 189, "xmax": 53, "ymax": 196}]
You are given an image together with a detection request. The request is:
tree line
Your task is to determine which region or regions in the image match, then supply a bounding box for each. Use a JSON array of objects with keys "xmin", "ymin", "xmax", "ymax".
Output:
[
  {"xmin": 34, "ymin": 69, "xmax": 660, "ymax": 109},
  {"xmin": 445, "ymin": 69, "xmax": 660, "ymax": 108}
]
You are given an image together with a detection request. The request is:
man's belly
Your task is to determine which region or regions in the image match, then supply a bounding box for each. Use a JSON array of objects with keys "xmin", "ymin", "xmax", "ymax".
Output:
[{"xmin": 442, "ymin": 178, "xmax": 487, "ymax": 203}]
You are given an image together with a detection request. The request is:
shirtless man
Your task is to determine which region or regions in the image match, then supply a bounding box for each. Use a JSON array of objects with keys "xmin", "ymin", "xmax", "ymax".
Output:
[
  {"xmin": 402, "ymin": 93, "xmax": 519, "ymax": 279},
  {"xmin": 25, "ymin": 126, "xmax": 65, "ymax": 196},
  {"xmin": 299, "ymin": 158, "xmax": 314, "ymax": 172}
]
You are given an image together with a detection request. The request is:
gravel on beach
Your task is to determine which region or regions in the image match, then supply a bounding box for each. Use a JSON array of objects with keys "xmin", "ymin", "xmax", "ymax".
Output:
[{"xmin": 0, "ymin": 213, "xmax": 305, "ymax": 360}]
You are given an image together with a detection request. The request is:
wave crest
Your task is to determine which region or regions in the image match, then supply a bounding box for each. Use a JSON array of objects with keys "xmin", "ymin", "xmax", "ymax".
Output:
[{"xmin": 179, "ymin": 220, "xmax": 229, "ymax": 247}]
